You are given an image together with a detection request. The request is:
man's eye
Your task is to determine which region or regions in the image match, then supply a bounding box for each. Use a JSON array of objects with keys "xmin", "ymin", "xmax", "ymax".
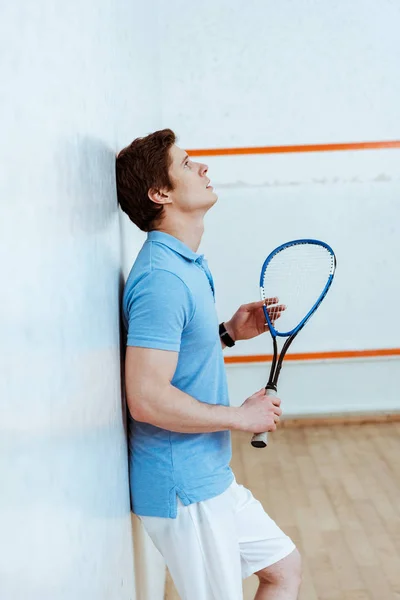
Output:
[{"xmin": 184, "ymin": 160, "xmax": 190, "ymax": 168}]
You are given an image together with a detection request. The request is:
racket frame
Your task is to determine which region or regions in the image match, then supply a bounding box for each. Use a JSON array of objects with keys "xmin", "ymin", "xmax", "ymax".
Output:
[
  {"xmin": 261, "ymin": 238, "xmax": 336, "ymax": 338},
  {"xmin": 252, "ymin": 239, "xmax": 336, "ymax": 448}
]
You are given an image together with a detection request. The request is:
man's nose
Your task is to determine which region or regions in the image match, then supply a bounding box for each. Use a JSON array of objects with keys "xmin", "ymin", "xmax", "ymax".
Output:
[{"xmin": 199, "ymin": 162, "xmax": 208, "ymax": 176}]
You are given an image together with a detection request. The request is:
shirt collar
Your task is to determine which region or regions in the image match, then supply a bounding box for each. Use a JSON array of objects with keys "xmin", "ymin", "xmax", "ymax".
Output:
[{"xmin": 147, "ymin": 231, "xmax": 203, "ymax": 263}]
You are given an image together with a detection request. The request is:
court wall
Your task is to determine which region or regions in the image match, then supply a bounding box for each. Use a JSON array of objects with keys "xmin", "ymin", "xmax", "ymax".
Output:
[
  {"xmin": 1, "ymin": 2, "xmax": 165, "ymax": 600},
  {"xmin": 157, "ymin": 0, "xmax": 400, "ymax": 416}
]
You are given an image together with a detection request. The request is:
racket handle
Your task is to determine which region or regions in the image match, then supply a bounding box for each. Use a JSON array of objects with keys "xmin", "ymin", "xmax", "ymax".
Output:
[{"xmin": 251, "ymin": 388, "xmax": 277, "ymax": 449}]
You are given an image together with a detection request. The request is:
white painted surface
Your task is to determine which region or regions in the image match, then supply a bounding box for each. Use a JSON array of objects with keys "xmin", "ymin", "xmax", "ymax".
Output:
[
  {"xmin": 205, "ymin": 178, "xmax": 400, "ymax": 354},
  {"xmin": 0, "ymin": 2, "xmax": 165, "ymax": 599},
  {"xmin": 160, "ymin": 0, "xmax": 400, "ymax": 147},
  {"xmin": 200, "ymin": 150, "xmax": 400, "ymax": 418},
  {"xmin": 156, "ymin": 0, "xmax": 400, "ymax": 415},
  {"xmin": 226, "ymin": 358, "xmax": 400, "ymax": 414}
]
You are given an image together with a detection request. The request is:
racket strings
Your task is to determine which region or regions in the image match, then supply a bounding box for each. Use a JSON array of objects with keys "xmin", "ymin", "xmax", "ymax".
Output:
[{"xmin": 262, "ymin": 244, "xmax": 334, "ymax": 334}]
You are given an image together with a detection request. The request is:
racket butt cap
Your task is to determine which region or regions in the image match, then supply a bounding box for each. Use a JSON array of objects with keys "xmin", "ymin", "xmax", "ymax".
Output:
[{"xmin": 251, "ymin": 440, "xmax": 267, "ymax": 448}]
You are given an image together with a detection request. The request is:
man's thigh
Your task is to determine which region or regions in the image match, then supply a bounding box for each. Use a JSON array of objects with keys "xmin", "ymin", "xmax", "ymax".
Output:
[
  {"xmin": 140, "ymin": 487, "xmax": 244, "ymax": 600},
  {"xmin": 139, "ymin": 479, "xmax": 296, "ymax": 598},
  {"xmin": 231, "ymin": 480, "xmax": 296, "ymax": 579}
]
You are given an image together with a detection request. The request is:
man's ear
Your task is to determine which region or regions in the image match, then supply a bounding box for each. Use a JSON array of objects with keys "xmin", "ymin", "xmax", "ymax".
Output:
[{"xmin": 148, "ymin": 188, "xmax": 172, "ymax": 205}]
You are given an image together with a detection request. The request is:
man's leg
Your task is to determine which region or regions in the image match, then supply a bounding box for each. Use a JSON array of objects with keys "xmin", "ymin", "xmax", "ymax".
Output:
[
  {"xmin": 140, "ymin": 490, "xmax": 244, "ymax": 600},
  {"xmin": 230, "ymin": 480, "xmax": 301, "ymax": 598},
  {"xmin": 253, "ymin": 550, "xmax": 302, "ymax": 600}
]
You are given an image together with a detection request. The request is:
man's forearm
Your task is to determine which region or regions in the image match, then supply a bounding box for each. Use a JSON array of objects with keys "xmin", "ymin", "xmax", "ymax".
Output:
[{"xmin": 131, "ymin": 383, "xmax": 241, "ymax": 434}]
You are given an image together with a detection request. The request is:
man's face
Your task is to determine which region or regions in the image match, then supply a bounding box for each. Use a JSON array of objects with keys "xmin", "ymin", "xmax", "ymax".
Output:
[{"xmin": 166, "ymin": 144, "xmax": 218, "ymax": 213}]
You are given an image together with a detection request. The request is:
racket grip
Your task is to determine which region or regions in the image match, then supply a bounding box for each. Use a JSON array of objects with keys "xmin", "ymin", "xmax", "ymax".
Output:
[{"xmin": 251, "ymin": 388, "xmax": 277, "ymax": 449}]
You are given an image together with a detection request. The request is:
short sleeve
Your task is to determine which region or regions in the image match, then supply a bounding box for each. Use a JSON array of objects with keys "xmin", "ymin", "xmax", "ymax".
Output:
[{"xmin": 125, "ymin": 269, "xmax": 195, "ymax": 352}]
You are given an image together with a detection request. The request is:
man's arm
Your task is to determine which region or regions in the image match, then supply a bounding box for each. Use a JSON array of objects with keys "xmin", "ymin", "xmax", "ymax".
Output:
[{"xmin": 125, "ymin": 346, "xmax": 281, "ymax": 434}]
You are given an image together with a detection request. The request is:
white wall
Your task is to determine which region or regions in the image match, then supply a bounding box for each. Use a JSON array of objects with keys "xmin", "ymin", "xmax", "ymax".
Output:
[
  {"xmin": 0, "ymin": 2, "xmax": 165, "ymax": 599},
  {"xmin": 157, "ymin": 0, "xmax": 400, "ymax": 415},
  {"xmin": 160, "ymin": 0, "xmax": 400, "ymax": 147},
  {"xmin": 204, "ymin": 152, "xmax": 400, "ymax": 415}
]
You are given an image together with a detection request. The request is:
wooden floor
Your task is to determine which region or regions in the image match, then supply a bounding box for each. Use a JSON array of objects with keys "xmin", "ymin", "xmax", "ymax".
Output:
[{"xmin": 165, "ymin": 423, "xmax": 400, "ymax": 600}]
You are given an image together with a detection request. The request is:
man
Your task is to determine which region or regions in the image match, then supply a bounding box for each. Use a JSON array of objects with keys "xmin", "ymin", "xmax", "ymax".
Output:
[{"xmin": 116, "ymin": 129, "xmax": 301, "ymax": 600}]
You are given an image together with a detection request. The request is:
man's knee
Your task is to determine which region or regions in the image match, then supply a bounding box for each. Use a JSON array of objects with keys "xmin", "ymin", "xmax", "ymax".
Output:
[{"xmin": 255, "ymin": 548, "xmax": 302, "ymax": 588}]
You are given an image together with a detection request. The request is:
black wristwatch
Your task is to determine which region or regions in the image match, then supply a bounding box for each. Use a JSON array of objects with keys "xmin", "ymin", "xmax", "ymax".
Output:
[{"xmin": 219, "ymin": 322, "xmax": 235, "ymax": 347}]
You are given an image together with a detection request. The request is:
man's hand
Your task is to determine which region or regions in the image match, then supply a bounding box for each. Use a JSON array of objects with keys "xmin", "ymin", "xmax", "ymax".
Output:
[
  {"xmin": 224, "ymin": 297, "xmax": 285, "ymax": 342},
  {"xmin": 235, "ymin": 388, "xmax": 282, "ymax": 433}
]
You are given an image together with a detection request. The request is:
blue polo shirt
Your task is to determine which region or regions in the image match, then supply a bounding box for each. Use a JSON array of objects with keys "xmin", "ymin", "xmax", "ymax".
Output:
[{"xmin": 122, "ymin": 231, "xmax": 233, "ymax": 518}]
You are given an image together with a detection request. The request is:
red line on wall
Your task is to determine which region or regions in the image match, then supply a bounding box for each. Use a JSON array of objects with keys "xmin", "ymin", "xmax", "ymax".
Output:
[
  {"xmin": 188, "ymin": 140, "xmax": 400, "ymax": 157},
  {"xmin": 224, "ymin": 348, "xmax": 400, "ymax": 364}
]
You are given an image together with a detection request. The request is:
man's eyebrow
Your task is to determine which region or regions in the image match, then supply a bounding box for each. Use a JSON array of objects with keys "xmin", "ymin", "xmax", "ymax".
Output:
[{"xmin": 180, "ymin": 154, "xmax": 189, "ymax": 166}]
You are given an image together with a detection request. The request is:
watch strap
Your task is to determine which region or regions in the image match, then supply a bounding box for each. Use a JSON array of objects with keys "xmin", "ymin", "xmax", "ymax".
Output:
[{"xmin": 219, "ymin": 322, "xmax": 235, "ymax": 347}]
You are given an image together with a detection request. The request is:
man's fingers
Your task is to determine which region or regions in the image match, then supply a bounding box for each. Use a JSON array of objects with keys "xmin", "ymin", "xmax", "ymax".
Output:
[
  {"xmin": 268, "ymin": 312, "xmax": 282, "ymax": 323},
  {"xmin": 264, "ymin": 297, "xmax": 279, "ymax": 307},
  {"xmin": 241, "ymin": 300, "xmax": 269, "ymax": 312},
  {"xmin": 268, "ymin": 304, "xmax": 286, "ymax": 316},
  {"xmin": 268, "ymin": 303, "xmax": 285, "ymax": 311},
  {"xmin": 240, "ymin": 298, "xmax": 285, "ymax": 313},
  {"xmin": 267, "ymin": 306, "xmax": 286, "ymax": 328}
]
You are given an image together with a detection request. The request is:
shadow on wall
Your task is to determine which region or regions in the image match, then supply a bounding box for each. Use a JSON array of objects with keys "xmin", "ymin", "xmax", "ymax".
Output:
[
  {"xmin": 55, "ymin": 135, "xmax": 118, "ymax": 235},
  {"xmin": 119, "ymin": 267, "xmax": 130, "ymax": 455}
]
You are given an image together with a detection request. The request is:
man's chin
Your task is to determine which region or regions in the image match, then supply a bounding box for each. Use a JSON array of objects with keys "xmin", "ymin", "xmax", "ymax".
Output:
[
  {"xmin": 200, "ymin": 191, "xmax": 218, "ymax": 213},
  {"xmin": 209, "ymin": 191, "xmax": 218, "ymax": 206}
]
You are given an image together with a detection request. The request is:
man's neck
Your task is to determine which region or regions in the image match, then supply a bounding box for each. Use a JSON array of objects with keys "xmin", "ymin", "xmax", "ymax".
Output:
[{"xmin": 155, "ymin": 218, "xmax": 205, "ymax": 253}]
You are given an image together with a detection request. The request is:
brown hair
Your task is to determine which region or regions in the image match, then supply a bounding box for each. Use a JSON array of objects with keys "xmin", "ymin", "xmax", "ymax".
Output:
[{"xmin": 116, "ymin": 128, "xmax": 176, "ymax": 231}]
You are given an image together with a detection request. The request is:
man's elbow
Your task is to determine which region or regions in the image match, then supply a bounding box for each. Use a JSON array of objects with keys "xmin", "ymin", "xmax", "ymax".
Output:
[
  {"xmin": 127, "ymin": 382, "xmax": 165, "ymax": 423},
  {"xmin": 127, "ymin": 394, "xmax": 150, "ymax": 423},
  {"xmin": 126, "ymin": 377, "xmax": 169, "ymax": 424}
]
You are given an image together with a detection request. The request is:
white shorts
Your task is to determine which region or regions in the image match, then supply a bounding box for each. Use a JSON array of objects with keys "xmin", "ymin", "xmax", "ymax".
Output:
[{"xmin": 140, "ymin": 478, "xmax": 296, "ymax": 600}]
